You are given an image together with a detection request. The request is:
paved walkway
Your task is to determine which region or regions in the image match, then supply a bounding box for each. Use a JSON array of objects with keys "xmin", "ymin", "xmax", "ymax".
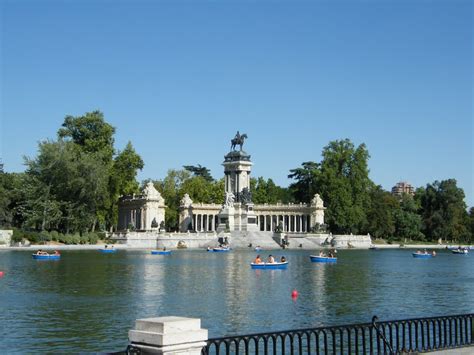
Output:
[{"xmin": 429, "ymin": 347, "xmax": 474, "ymax": 354}]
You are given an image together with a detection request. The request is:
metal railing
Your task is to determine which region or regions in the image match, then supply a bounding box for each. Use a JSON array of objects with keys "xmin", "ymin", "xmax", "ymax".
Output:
[{"xmin": 202, "ymin": 313, "xmax": 473, "ymax": 354}]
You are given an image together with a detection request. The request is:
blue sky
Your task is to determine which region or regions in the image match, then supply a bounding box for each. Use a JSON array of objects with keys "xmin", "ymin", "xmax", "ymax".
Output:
[{"xmin": 1, "ymin": 0, "xmax": 472, "ymax": 206}]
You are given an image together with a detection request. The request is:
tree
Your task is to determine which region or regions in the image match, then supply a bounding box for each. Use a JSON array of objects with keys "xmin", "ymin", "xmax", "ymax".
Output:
[
  {"xmin": 183, "ymin": 164, "xmax": 213, "ymax": 182},
  {"xmin": 288, "ymin": 139, "xmax": 373, "ymax": 234},
  {"xmin": 318, "ymin": 139, "xmax": 372, "ymax": 234},
  {"xmin": 468, "ymin": 207, "xmax": 474, "ymax": 244},
  {"xmin": 366, "ymin": 185, "xmax": 398, "ymax": 239},
  {"xmin": 58, "ymin": 110, "xmax": 115, "ymax": 162},
  {"xmin": 251, "ymin": 177, "xmax": 292, "ymax": 204},
  {"xmin": 107, "ymin": 142, "xmax": 144, "ymax": 229},
  {"xmin": 393, "ymin": 194, "xmax": 424, "ymax": 241},
  {"xmin": 153, "ymin": 170, "xmax": 192, "ymax": 231},
  {"xmin": 288, "ymin": 162, "xmax": 319, "ymax": 203},
  {"xmin": 418, "ymin": 179, "xmax": 470, "ymax": 242}
]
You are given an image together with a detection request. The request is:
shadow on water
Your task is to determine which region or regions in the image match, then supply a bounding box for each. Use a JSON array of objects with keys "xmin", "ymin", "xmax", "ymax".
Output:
[{"xmin": 0, "ymin": 248, "xmax": 472, "ymax": 352}]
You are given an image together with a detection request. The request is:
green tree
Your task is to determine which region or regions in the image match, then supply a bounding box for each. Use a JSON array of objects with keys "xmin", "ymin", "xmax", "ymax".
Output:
[
  {"xmin": 288, "ymin": 162, "xmax": 319, "ymax": 203},
  {"xmin": 108, "ymin": 142, "xmax": 144, "ymax": 229},
  {"xmin": 366, "ymin": 185, "xmax": 398, "ymax": 239},
  {"xmin": 251, "ymin": 177, "xmax": 292, "ymax": 204},
  {"xmin": 393, "ymin": 194, "xmax": 424, "ymax": 241},
  {"xmin": 183, "ymin": 164, "xmax": 213, "ymax": 182},
  {"xmin": 418, "ymin": 179, "xmax": 470, "ymax": 242},
  {"xmin": 58, "ymin": 110, "xmax": 115, "ymax": 162},
  {"xmin": 153, "ymin": 169, "xmax": 192, "ymax": 231},
  {"xmin": 318, "ymin": 139, "xmax": 372, "ymax": 234},
  {"xmin": 468, "ymin": 207, "xmax": 474, "ymax": 243}
]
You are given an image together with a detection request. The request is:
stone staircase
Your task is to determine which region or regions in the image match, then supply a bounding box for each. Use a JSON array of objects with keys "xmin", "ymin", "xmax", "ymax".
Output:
[{"xmin": 228, "ymin": 231, "xmax": 282, "ymax": 249}]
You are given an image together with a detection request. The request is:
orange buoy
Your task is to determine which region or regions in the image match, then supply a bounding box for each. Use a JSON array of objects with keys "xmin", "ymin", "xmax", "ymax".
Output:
[
  {"xmin": 291, "ymin": 289, "xmax": 298, "ymax": 298},
  {"xmin": 0, "ymin": 271, "xmax": 4, "ymax": 278}
]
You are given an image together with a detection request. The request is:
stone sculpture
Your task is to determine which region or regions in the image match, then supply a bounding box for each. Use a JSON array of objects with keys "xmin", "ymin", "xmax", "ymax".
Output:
[
  {"xmin": 180, "ymin": 193, "xmax": 193, "ymax": 207},
  {"xmin": 223, "ymin": 192, "xmax": 235, "ymax": 208}
]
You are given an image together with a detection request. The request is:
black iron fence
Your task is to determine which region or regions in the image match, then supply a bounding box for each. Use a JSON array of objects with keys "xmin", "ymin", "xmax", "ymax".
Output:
[{"xmin": 202, "ymin": 313, "xmax": 473, "ymax": 354}]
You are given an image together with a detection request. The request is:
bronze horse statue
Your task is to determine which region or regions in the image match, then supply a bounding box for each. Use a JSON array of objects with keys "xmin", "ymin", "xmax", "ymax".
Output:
[{"xmin": 230, "ymin": 133, "xmax": 248, "ymax": 151}]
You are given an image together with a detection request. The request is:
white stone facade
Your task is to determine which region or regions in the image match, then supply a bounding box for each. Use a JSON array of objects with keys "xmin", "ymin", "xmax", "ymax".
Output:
[
  {"xmin": 0, "ymin": 230, "xmax": 12, "ymax": 246},
  {"xmin": 118, "ymin": 182, "xmax": 166, "ymax": 231},
  {"xmin": 179, "ymin": 198, "xmax": 326, "ymax": 233}
]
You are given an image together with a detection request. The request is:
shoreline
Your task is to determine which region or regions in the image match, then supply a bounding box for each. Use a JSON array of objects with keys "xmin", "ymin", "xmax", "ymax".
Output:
[{"xmin": 1, "ymin": 243, "xmax": 471, "ymax": 251}]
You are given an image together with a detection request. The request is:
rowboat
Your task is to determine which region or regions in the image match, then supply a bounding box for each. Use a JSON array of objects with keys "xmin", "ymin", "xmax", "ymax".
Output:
[
  {"xmin": 32, "ymin": 253, "xmax": 61, "ymax": 260},
  {"xmin": 151, "ymin": 250, "xmax": 171, "ymax": 255},
  {"xmin": 210, "ymin": 247, "xmax": 231, "ymax": 252},
  {"xmin": 412, "ymin": 252, "xmax": 433, "ymax": 258},
  {"xmin": 452, "ymin": 249, "xmax": 469, "ymax": 255},
  {"xmin": 99, "ymin": 248, "xmax": 117, "ymax": 253},
  {"xmin": 310, "ymin": 255, "xmax": 337, "ymax": 263},
  {"xmin": 250, "ymin": 261, "xmax": 288, "ymax": 269},
  {"xmin": 255, "ymin": 247, "xmax": 262, "ymax": 251}
]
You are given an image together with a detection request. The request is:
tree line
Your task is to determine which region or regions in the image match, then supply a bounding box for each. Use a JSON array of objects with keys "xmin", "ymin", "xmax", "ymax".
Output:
[{"xmin": 0, "ymin": 112, "xmax": 473, "ymax": 243}]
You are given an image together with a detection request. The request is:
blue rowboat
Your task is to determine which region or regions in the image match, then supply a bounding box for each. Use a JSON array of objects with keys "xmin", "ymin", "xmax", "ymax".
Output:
[
  {"xmin": 250, "ymin": 261, "xmax": 288, "ymax": 270},
  {"xmin": 99, "ymin": 248, "xmax": 117, "ymax": 253},
  {"xmin": 151, "ymin": 250, "xmax": 171, "ymax": 255},
  {"xmin": 412, "ymin": 253, "xmax": 433, "ymax": 258},
  {"xmin": 255, "ymin": 247, "xmax": 262, "ymax": 251},
  {"xmin": 32, "ymin": 254, "xmax": 61, "ymax": 260},
  {"xmin": 310, "ymin": 255, "xmax": 337, "ymax": 263},
  {"xmin": 212, "ymin": 247, "xmax": 231, "ymax": 252}
]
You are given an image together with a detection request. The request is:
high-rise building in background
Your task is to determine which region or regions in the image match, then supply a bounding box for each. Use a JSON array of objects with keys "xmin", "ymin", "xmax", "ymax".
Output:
[{"xmin": 391, "ymin": 181, "xmax": 415, "ymax": 196}]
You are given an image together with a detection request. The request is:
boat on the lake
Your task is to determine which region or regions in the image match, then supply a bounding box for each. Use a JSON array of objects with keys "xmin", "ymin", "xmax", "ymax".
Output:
[
  {"xmin": 452, "ymin": 248, "xmax": 469, "ymax": 255},
  {"xmin": 99, "ymin": 248, "xmax": 117, "ymax": 253},
  {"xmin": 151, "ymin": 250, "xmax": 172, "ymax": 255},
  {"xmin": 32, "ymin": 253, "xmax": 61, "ymax": 260},
  {"xmin": 369, "ymin": 245, "xmax": 378, "ymax": 250},
  {"xmin": 209, "ymin": 246, "xmax": 231, "ymax": 252},
  {"xmin": 250, "ymin": 261, "xmax": 288, "ymax": 269},
  {"xmin": 412, "ymin": 252, "xmax": 435, "ymax": 258},
  {"xmin": 310, "ymin": 255, "xmax": 337, "ymax": 263},
  {"xmin": 255, "ymin": 246, "xmax": 262, "ymax": 251}
]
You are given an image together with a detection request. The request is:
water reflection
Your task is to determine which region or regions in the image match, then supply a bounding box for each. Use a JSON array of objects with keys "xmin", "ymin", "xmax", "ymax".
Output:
[{"xmin": 0, "ymin": 249, "xmax": 473, "ymax": 352}]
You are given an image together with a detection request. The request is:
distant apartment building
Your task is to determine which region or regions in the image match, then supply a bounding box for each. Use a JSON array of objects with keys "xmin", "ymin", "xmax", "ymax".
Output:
[{"xmin": 391, "ymin": 181, "xmax": 415, "ymax": 196}]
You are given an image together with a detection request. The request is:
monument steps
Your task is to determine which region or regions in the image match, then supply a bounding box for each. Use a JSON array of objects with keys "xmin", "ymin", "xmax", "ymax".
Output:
[{"xmin": 227, "ymin": 231, "xmax": 282, "ymax": 249}]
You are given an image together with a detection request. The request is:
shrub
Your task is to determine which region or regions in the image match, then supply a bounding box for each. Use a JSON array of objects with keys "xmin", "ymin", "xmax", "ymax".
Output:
[
  {"xmin": 39, "ymin": 231, "xmax": 52, "ymax": 243},
  {"xmin": 11, "ymin": 229, "xmax": 23, "ymax": 243},
  {"xmin": 50, "ymin": 231, "xmax": 59, "ymax": 241},
  {"xmin": 71, "ymin": 233, "xmax": 81, "ymax": 244},
  {"xmin": 88, "ymin": 232, "xmax": 99, "ymax": 244}
]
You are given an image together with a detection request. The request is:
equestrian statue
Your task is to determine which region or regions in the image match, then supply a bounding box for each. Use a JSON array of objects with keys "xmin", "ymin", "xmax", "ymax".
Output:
[{"xmin": 230, "ymin": 131, "xmax": 248, "ymax": 151}]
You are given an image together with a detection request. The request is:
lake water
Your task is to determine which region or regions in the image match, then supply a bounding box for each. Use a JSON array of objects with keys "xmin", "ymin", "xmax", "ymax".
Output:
[{"xmin": 0, "ymin": 249, "xmax": 473, "ymax": 352}]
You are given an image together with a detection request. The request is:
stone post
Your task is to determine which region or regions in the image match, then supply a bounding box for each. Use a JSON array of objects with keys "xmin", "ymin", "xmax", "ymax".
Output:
[{"xmin": 129, "ymin": 316, "xmax": 208, "ymax": 354}]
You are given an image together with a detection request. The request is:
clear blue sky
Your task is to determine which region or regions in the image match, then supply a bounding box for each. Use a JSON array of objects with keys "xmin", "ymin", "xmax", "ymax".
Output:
[{"xmin": 1, "ymin": 0, "xmax": 472, "ymax": 206}]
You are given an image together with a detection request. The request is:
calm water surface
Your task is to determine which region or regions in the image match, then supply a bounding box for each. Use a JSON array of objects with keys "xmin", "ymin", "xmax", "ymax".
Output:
[{"xmin": 0, "ymin": 249, "xmax": 473, "ymax": 352}]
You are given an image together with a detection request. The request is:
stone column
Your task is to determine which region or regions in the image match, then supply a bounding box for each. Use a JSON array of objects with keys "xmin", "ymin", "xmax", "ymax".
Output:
[{"xmin": 129, "ymin": 316, "xmax": 208, "ymax": 355}]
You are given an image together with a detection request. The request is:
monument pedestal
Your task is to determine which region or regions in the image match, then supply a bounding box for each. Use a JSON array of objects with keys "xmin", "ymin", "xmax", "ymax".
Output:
[{"xmin": 217, "ymin": 206, "xmax": 234, "ymax": 233}]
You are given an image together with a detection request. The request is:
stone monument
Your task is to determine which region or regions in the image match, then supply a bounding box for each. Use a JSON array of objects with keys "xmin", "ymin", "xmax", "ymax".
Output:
[{"xmin": 217, "ymin": 132, "xmax": 259, "ymax": 232}]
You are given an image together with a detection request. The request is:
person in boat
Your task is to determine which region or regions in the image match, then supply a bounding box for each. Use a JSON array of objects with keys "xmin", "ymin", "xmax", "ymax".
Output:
[
  {"xmin": 319, "ymin": 250, "xmax": 326, "ymax": 257},
  {"xmin": 432, "ymin": 250, "xmax": 436, "ymax": 256},
  {"xmin": 36, "ymin": 249, "xmax": 47, "ymax": 255},
  {"xmin": 163, "ymin": 247, "xmax": 167, "ymax": 251},
  {"xmin": 207, "ymin": 246, "xmax": 211, "ymax": 251},
  {"xmin": 280, "ymin": 256, "xmax": 286, "ymax": 263},
  {"xmin": 104, "ymin": 245, "xmax": 108, "ymax": 249},
  {"xmin": 53, "ymin": 250, "xmax": 60, "ymax": 256},
  {"xmin": 254, "ymin": 255, "xmax": 263, "ymax": 264},
  {"xmin": 267, "ymin": 255, "xmax": 275, "ymax": 263},
  {"xmin": 423, "ymin": 249, "xmax": 428, "ymax": 254}
]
